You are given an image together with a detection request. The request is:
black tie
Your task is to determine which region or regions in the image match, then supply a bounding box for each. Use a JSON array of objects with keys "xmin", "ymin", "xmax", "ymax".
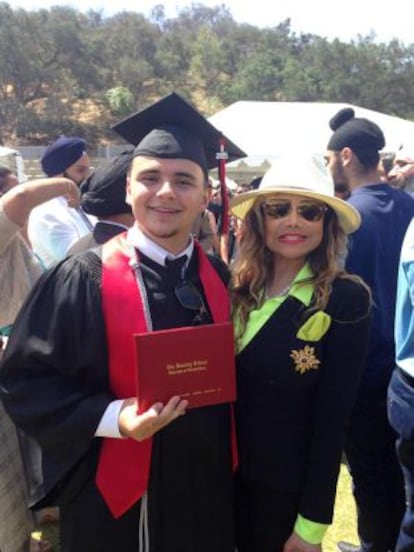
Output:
[{"xmin": 165, "ymin": 255, "xmax": 188, "ymax": 281}]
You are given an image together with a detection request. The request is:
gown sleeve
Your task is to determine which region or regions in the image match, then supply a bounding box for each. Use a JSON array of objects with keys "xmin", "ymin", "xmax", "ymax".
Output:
[{"xmin": 0, "ymin": 251, "xmax": 113, "ymax": 503}]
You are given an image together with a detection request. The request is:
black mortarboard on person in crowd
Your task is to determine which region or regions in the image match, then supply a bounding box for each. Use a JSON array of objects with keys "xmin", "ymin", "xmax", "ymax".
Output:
[
  {"xmin": 41, "ymin": 136, "xmax": 87, "ymax": 177},
  {"xmin": 111, "ymin": 92, "xmax": 246, "ymax": 178},
  {"xmin": 80, "ymin": 149, "xmax": 134, "ymax": 217},
  {"xmin": 327, "ymin": 108, "xmax": 385, "ymax": 158}
]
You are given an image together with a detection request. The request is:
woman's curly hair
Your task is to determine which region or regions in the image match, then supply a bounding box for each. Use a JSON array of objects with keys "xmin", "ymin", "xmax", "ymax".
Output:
[{"xmin": 230, "ymin": 196, "xmax": 369, "ymax": 340}]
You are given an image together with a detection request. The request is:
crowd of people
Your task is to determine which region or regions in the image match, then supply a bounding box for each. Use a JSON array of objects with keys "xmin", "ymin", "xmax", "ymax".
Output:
[{"xmin": 0, "ymin": 95, "xmax": 413, "ymax": 552}]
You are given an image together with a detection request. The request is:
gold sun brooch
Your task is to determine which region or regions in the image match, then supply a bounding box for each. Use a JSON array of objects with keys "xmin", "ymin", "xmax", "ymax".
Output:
[{"xmin": 290, "ymin": 345, "xmax": 321, "ymax": 374}]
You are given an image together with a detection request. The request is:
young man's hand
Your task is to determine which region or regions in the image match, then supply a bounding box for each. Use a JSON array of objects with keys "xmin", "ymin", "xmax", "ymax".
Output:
[{"xmin": 118, "ymin": 396, "xmax": 188, "ymax": 441}]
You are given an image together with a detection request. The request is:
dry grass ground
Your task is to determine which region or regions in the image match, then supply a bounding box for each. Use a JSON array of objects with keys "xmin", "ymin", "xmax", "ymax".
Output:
[
  {"xmin": 37, "ymin": 464, "xmax": 358, "ymax": 551},
  {"xmin": 324, "ymin": 464, "xmax": 358, "ymax": 551}
]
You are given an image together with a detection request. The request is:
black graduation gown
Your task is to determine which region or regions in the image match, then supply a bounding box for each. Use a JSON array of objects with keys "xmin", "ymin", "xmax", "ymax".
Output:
[
  {"xmin": 67, "ymin": 221, "xmax": 126, "ymax": 255},
  {"xmin": 0, "ymin": 248, "xmax": 234, "ymax": 552}
]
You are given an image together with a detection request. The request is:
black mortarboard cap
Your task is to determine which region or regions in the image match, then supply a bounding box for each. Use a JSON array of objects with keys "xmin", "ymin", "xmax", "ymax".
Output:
[
  {"xmin": 80, "ymin": 149, "xmax": 133, "ymax": 217},
  {"xmin": 111, "ymin": 93, "xmax": 246, "ymax": 178}
]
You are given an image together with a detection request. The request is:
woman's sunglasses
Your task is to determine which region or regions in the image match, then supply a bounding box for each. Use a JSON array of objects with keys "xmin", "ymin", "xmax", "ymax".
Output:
[{"xmin": 261, "ymin": 200, "xmax": 328, "ymax": 222}]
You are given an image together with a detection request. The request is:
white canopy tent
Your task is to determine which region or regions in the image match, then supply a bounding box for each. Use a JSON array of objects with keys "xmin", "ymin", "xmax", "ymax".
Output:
[
  {"xmin": 0, "ymin": 146, "xmax": 26, "ymax": 181},
  {"xmin": 209, "ymin": 101, "xmax": 414, "ymax": 168}
]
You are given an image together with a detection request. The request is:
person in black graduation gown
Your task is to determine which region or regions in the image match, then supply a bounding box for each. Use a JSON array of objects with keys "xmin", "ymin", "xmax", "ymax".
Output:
[
  {"xmin": 229, "ymin": 155, "xmax": 372, "ymax": 552},
  {"xmin": 67, "ymin": 149, "xmax": 135, "ymax": 255},
  {"xmin": 0, "ymin": 93, "xmax": 246, "ymax": 552}
]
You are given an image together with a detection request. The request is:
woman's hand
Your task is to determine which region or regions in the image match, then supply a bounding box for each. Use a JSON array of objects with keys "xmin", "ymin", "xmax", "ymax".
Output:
[
  {"xmin": 283, "ymin": 532, "xmax": 322, "ymax": 552},
  {"xmin": 118, "ymin": 396, "xmax": 188, "ymax": 441}
]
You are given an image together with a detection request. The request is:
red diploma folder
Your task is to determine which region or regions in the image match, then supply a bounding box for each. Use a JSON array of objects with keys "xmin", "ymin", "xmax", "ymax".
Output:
[{"xmin": 134, "ymin": 321, "xmax": 236, "ymax": 413}]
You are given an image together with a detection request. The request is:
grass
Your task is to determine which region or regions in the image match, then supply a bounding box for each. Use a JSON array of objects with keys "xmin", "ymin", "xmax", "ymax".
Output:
[
  {"xmin": 37, "ymin": 464, "xmax": 358, "ymax": 551},
  {"xmin": 324, "ymin": 464, "xmax": 359, "ymax": 551}
]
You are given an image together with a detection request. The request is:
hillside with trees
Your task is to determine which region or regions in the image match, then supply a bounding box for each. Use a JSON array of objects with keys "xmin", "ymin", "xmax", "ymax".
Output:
[{"xmin": 1, "ymin": 1, "xmax": 414, "ymax": 147}]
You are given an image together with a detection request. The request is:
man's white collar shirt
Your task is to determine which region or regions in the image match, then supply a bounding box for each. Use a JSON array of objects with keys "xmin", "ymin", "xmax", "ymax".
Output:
[{"xmin": 126, "ymin": 224, "xmax": 193, "ymax": 270}]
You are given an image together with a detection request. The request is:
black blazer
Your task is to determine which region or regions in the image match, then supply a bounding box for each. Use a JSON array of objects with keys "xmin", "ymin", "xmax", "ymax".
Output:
[{"xmin": 235, "ymin": 277, "xmax": 371, "ymax": 524}]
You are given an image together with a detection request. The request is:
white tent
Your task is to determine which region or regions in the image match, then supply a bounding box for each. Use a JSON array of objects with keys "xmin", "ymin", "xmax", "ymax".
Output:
[
  {"xmin": 210, "ymin": 176, "xmax": 238, "ymax": 191},
  {"xmin": 209, "ymin": 101, "xmax": 414, "ymax": 167},
  {"xmin": 0, "ymin": 146, "xmax": 26, "ymax": 181}
]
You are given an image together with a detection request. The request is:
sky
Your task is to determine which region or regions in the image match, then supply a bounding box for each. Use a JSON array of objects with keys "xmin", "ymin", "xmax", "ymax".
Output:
[{"xmin": 5, "ymin": 0, "xmax": 414, "ymax": 45}]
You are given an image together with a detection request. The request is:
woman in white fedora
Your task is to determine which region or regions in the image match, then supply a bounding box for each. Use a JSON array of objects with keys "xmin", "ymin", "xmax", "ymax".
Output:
[{"xmin": 230, "ymin": 155, "xmax": 371, "ymax": 552}]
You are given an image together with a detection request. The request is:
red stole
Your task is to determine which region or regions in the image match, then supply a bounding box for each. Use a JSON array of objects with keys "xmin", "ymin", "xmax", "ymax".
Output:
[{"xmin": 95, "ymin": 233, "xmax": 235, "ymax": 518}]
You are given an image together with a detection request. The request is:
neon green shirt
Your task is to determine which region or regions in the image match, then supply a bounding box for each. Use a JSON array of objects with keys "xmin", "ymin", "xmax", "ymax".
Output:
[{"xmin": 235, "ymin": 263, "xmax": 329, "ymax": 544}]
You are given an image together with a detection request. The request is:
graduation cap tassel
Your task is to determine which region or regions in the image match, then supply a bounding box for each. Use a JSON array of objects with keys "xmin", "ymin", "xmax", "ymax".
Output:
[{"xmin": 217, "ymin": 135, "xmax": 229, "ymax": 263}]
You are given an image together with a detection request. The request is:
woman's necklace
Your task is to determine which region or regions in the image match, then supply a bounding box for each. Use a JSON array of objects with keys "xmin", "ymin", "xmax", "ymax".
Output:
[{"xmin": 265, "ymin": 280, "xmax": 294, "ymax": 300}]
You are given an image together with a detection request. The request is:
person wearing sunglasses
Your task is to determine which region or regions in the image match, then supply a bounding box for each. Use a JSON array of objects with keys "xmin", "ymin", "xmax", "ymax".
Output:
[
  {"xmin": 0, "ymin": 93, "xmax": 245, "ymax": 552},
  {"xmin": 229, "ymin": 155, "xmax": 372, "ymax": 552}
]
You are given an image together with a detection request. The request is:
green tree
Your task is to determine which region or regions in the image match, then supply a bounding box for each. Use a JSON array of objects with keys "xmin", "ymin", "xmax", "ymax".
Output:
[
  {"xmin": 105, "ymin": 86, "xmax": 134, "ymax": 116},
  {"xmin": 226, "ymin": 50, "xmax": 283, "ymax": 101},
  {"xmin": 99, "ymin": 12, "xmax": 159, "ymax": 103},
  {"xmin": 190, "ymin": 25, "xmax": 223, "ymax": 91},
  {"xmin": 2, "ymin": 1, "xmax": 414, "ymax": 144}
]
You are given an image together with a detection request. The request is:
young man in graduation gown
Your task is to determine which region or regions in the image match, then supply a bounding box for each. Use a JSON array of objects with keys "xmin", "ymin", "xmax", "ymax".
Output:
[{"xmin": 0, "ymin": 93, "xmax": 245, "ymax": 552}]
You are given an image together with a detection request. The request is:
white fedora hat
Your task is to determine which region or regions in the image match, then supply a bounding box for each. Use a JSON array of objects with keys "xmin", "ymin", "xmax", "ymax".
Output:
[{"xmin": 230, "ymin": 154, "xmax": 360, "ymax": 234}]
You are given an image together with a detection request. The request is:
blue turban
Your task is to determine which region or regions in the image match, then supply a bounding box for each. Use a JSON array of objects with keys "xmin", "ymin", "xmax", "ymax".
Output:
[{"xmin": 41, "ymin": 136, "xmax": 86, "ymax": 176}]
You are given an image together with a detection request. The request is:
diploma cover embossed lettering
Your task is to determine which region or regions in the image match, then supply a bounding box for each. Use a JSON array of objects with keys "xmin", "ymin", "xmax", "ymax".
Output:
[{"xmin": 134, "ymin": 321, "xmax": 236, "ymax": 412}]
